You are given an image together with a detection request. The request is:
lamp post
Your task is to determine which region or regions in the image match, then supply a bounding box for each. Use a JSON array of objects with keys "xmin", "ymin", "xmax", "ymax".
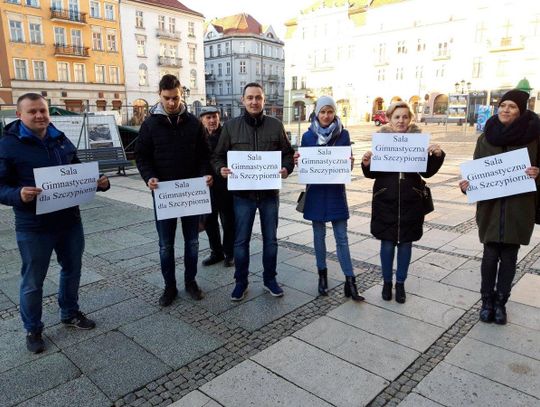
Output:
[{"xmin": 182, "ymin": 86, "xmax": 190, "ymax": 112}]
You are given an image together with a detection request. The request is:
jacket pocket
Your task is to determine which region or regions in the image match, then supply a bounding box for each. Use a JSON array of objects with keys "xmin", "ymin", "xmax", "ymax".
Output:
[{"xmin": 373, "ymin": 187, "xmax": 387, "ymax": 198}]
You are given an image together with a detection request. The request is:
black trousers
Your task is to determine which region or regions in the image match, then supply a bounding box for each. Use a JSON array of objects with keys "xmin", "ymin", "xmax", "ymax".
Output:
[
  {"xmin": 205, "ymin": 190, "xmax": 235, "ymax": 258},
  {"xmin": 480, "ymin": 242, "xmax": 520, "ymax": 296}
]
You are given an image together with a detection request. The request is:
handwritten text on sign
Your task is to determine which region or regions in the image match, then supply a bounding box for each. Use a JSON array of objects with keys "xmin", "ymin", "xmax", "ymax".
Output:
[
  {"xmin": 298, "ymin": 146, "xmax": 351, "ymax": 184},
  {"xmin": 33, "ymin": 162, "xmax": 98, "ymax": 215},
  {"xmin": 460, "ymin": 148, "xmax": 536, "ymax": 204},
  {"xmin": 154, "ymin": 177, "xmax": 212, "ymax": 221},
  {"xmin": 370, "ymin": 133, "xmax": 430, "ymax": 173},
  {"xmin": 227, "ymin": 151, "xmax": 282, "ymax": 190}
]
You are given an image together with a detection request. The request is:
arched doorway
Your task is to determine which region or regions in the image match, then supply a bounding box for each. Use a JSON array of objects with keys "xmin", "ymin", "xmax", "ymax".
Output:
[
  {"xmin": 336, "ymin": 99, "xmax": 350, "ymax": 119},
  {"xmin": 372, "ymin": 97, "xmax": 384, "ymax": 114},
  {"xmin": 409, "ymin": 95, "xmax": 420, "ymax": 116},
  {"xmin": 433, "ymin": 94, "xmax": 449, "ymax": 115},
  {"xmin": 293, "ymin": 101, "xmax": 306, "ymax": 121},
  {"xmin": 132, "ymin": 99, "xmax": 148, "ymax": 125},
  {"xmin": 390, "ymin": 96, "xmax": 403, "ymax": 104}
]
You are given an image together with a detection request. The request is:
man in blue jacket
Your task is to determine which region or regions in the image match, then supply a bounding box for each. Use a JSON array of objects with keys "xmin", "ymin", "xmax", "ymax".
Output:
[{"xmin": 0, "ymin": 93, "xmax": 110, "ymax": 353}]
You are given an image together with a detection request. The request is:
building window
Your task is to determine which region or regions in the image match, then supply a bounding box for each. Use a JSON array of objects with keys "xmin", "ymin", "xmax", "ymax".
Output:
[
  {"xmin": 240, "ymin": 81, "xmax": 246, "ymax": 94},
  {"xmin": 90, "ymin": 1, "xmax": 100, "ymax": 18},
  {"xmin": 74, "ymin": 63, "xmax": 85, "ymax": 82},
  {"xmin": 377, "ymin": 43, "xmax": 386, "ymax": 63},
  {"xmin": 226, "ymin": 81, "xmax": 231, "ymax": 95},
  {"xmin": 209, "ymin": 45, "xmax": 214, "ymax": 57},
  {"xmin": 26, "ymin": 0, "xmax": 38, "ymax": 4},
  {"xmin": 135, "ymin": 11, "xmax": 144, "ymax": 28},
  {"xmin": 188, "ymin": 21, "xmax": 195, "ymax": 37},
  {"xmin": 256, "ymin": 62, "xmax": 260, "ymax": 75},
  {"xmin": 395, "ymin": 67, "xmax": 404, "ymax": 80},
  {"xmin": 226, "ymin": 62, "xmax": 230, "ymax": 75},
  {"xmin": 6, "ymin": 0, "xmax": 20, "ymax": 3},
  {"xmin": 218, "ymin": 63, "xmax": 222, "ymax": 76},
  {"xmin": 377, "ymin": 68, "xmax": 385, "ymax": 81},
  {"xmin": 190, "ymin": 69, "xmax": 197, "ymax": 88},
  {"xmin": 105, "ymin": 4, "xmax": 114, "ymax": 20},
  {"xmin": 109, "ymin": 66, "xmax": 119, "ymax": 84},
  {"xmin": 51, "ymin": 0, "xmax": 61, "ymax": 10},
  {"xmin": 95, "ymin": 65, "xmax": 106, "ymax": 83},
  {"xmin": 239, "ymin": 61, "xmax": 246, "ymax": 74},
  {"xmin": 54, "ymin": 27, "xmax": 65, "ymax": 46},
  {"xmin": 217, "ymin": 44, "xmax": 222, "ymax": 56},
  {"xmin": 138, "ymin": 64, "xmax": 148, "ymax": 85},
  {"xmin": 291, "ymin": 76, "xmax": 297, "ymax": 90},
  {"xmin": 92, "ymin": 31, "xmax": 103, "ymax": 50},
  {"xmin": 168, "ymin": 17, "xmax": 176, "ymax": 33},
  {"xmin": 472, "ymin": 57, "xmax": 483, "ymax": 78},
  {"xmin": 10, "ymin": 20, "xmax": 24, "ymax": 43},
  {"xmin": 14, "ymin": 59, "xmax": 28, "ymax": 79},
  {"xmin": 158, "ymin": 15, "xmax": 165, "ymax": 31},
  {"xmin": 189, "ymin": 47, "xmax": 196, "ymax": 63},
  {"xmin": 225, "ymin": 42, "xmax": 230, "ymax": 54},
  {"xmin": 240, "ymin": 41, "xmax": 245, "ymax": 53},
  {"xmin": 415, "ymin": 65, "xmax": 423, "ymax": 79},
  {"xmin": 300, "ymin": 77, "xmax": 306, "ymax": 89},
  {"xmin": 57, "ymin": 62, "xmax": 69, "ymax": 81},
  {"xmin": 29, "ymin": 23, "xmax": 42, "ymax": 44},
  {"xmin": 107, "ymin": 32, "xmax": 117, "ymax": 52},
  {"xmin": 218, "ymin": 82, "xmax": 223, "ymax": 95},
  {"xmin": 33, "ymin": 60, "xmax": 46, "ymax": 80},
  {"xmin": 71, "ymin": 29, "xmax": 82, "ymax": 47},
  {"xmin": 397, "ymin": 40, "xmax": 407, "ymax": 54},
  {"xmin": 437, "ymin": 42, "xmax": 449, "ymax": 57},
  {"xmin": 417, "ymin": 39, "xmax": 426, "ymax": 52},
  {"xmin": 532, "ymin": 15, "xmax": 540, "ymax": 36},
  {"xmin": 136, "ymin": 36, "xmax": 146, "ymax": 56},
  {"xmin": 496, "ymin": 59, "xmax": 508, "ymax": 77},
  {"xmin": 435, "ymin": 64, "xmax": 446, "ymax": 78}
]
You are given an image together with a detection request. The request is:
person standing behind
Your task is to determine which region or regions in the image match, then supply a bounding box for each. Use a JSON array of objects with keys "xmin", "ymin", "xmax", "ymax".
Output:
[
  {"xmin": 199, "ymin": 106, "xmax": 234, "ymax": 268},
  {"xmin": 459, "ymin": 89, "xmax": 540, "ymax": 325},
  {"xmin": 212, "ymin": 83, "xmax": 295, "ymax": 301},
  {"xmin": 0, "ymin": 93, "xmax": 110, "ymax": 353},
  {"xmin": 135, "ymin": 74, "xmax": 212, "ymax": 306},
  {"xmin": 294, "ymin": 96, "xmax": 364, "ymax": 301},
  {"xmin": 362, "ymin": 102, "xmax": 445, "ymax": 303}
]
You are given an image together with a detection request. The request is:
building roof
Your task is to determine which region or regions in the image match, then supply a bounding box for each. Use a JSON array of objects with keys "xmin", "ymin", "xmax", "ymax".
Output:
[
  {"xmin": 132, "ymin": 0, "xmax": 203, "ymax": 17},
  {"xmin": 209, "ymin": 13, "xmax": 263, "ymax": 35}
]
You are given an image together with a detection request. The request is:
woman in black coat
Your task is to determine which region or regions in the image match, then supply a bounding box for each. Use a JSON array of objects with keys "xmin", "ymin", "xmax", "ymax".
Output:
[{"xmin": 362, "ymin": 102, "xmax": 445, "ymax": 303}]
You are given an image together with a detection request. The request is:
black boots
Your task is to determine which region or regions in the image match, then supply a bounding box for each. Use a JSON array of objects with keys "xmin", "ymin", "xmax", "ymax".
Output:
[
  {"xmin": 382, "ymin": 281, "xmax": 392, "ymax": 301},
  {"xmin": 344, "ymin": 276, "xmax": 364, "ymax": 302},
  {"xmin": 318, "ymin": 269, "xmax": 328, "ymax": 296},
  {"xmin": 395, "ymin": 282, "xmax": 406, "ymax": 303},
  {"xmin": 479, "ymin": 292, "xmax": 495, "ymax": 323},
  {"xmin": 493, "ymin": 291, "xmax": 509, "ymax": 325}
]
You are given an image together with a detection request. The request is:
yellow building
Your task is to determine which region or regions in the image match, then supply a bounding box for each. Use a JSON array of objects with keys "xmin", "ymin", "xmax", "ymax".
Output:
[{"xmin": 0, "ymin": 0, "xmax": 125, "ymax": 111}]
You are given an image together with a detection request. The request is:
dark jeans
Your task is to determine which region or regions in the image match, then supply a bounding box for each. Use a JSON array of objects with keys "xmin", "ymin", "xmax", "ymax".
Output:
[
  {"xmin": 205, "ymin": 191, "xmax": 235, "ymax": 258},
  {"xmin": 380, "ymin": 240, "xmax": 412, "ymax": 283},
  {"xmin": 155, "ymin": 215, "xmax": 199, "ymax": 288},
  {"xmin": 17, "ymin": 221, "xmax": 84, "ymax": 333},
  {"xmin": 233, "ymin": 195, "xmax": 279, "ymax": 284},
  {"xmin": 480, "ymin": 242, "xmax": 520, "ymax": 295}
]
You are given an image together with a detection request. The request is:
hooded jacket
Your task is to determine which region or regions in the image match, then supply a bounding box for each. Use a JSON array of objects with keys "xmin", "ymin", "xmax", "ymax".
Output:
[
  {"xmin": 361, "ymin": 124, "xmax": 445, "ymax": 242},
  {"xmin": 135, "ymin": 103, "xmax": 210, "ymax": 184}
]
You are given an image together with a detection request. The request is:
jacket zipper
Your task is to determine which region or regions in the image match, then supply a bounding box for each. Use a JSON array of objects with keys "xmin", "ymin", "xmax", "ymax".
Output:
[
  {"xmin": 397, "ymin": 172, "xmax": 402, "ymax": 243},
  {"xmin": 254, "ymin": 127, "xmax": 259, "ymax": 201}
]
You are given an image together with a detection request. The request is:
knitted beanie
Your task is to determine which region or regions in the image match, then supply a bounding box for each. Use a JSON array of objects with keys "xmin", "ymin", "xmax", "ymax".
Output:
[
  {"xmin": 499, "ymin": 89, "xmax": 529, "ymax": 115},
  {"xmin": 314, "ymin": 96, "xmax": 337, "ymax": 116}
]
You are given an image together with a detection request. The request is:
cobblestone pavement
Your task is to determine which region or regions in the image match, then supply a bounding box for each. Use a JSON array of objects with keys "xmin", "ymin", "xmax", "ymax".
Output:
[{"xmin": 1, "ymin": 124, "xmax": 539, "ymax": 407}]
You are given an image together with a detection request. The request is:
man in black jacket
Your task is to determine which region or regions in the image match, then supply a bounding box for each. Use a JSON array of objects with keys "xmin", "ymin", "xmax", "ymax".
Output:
[
  {"xmin": 135, "ymin": 75, "xmax": 212, "ymax": 306},
  {"xmin": 212, "ymin": 83, "xmax": 294, "ymax": 301},
  {"xmin": 199, "ymin": 106, "xmax": 235, "ymax": 268}
]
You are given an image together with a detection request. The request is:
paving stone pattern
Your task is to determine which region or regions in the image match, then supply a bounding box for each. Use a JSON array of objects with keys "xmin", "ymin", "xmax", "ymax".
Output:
[{"xmin": 1, "ymin": 126, "xmax": 540, "ymax": 406}]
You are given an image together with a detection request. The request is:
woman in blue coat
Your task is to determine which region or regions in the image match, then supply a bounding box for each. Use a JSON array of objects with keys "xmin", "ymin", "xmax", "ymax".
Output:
[{"xmin": 295, "ymin": 96, "xmax": 364, "ymax": 301}]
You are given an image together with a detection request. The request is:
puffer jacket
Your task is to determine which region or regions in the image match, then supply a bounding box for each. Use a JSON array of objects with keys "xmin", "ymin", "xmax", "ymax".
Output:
[
  {"xmin": 362, "ymin": 124, "xmax": 445, "ymax": 242},
  {"xmin": 135, "ymin": 103, "xmax": 210, "ymax": 183},
  {"xmin": 212, "ymin": 112, "xmax": 295, "ymax": 200}
]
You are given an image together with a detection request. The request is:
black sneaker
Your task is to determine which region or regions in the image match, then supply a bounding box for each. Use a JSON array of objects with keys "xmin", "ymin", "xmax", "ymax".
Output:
[
  {"xmin": 61, "ymin": 311, "xmax": 96, "ymax": 330},
  {"xmin": 26, "ymin": 332, "xmax": 45, "ymax": 354},
  {"xmin": 224, "ymin": 257, "xmax": 235, "ymax": 268},
  {"xmin": 159, "ymin": 286, "xmax": 178, "ymax": 307},
  {"xmin": 264, "ymin": 279, "xmax": 284, "ymax": 297},
  {"xmin": 185, "ymin": 280, "xmax": 204, "ymax": 301},
  {"xmin": 202, "ymin": 252, "xmax": 224, "ymax": 266}
]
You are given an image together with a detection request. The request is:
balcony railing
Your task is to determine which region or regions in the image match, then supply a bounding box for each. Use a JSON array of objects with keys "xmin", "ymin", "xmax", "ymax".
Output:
[
  {"xmin": 205, "ymin": 74, "xmax": 216, "ymax": 81},
  {"xmin": 266, "ymin": 75, "xmax": 279, "ymax": 82},
  {"xmin": 54, "ymin": 44, "xmax": 90, "ymax": 57},
  {"xmin": 489, "ymin": 36, "xmax": 525, "ymax": 52},
  {"xmin": 50, "ymin": 8, "xmax": 87, "ymax": 24},
  {"xmin": 156, "ymin": 29, "xmax": 181, "ymax": 41},
  {"xmin": 158, "ymin": 56, "xmax": 182, "ymax": 67}
]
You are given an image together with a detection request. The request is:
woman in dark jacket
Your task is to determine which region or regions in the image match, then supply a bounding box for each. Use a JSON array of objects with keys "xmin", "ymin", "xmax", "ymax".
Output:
[
  {"xmin": 362, "ymin": 102, "xmax": 445, "ymax": 303},
  {"xmin": 295, "ymin": 96, "xmax": 363, "ymax": 301},
  {"xmin": 459, "ymin": 89, "xmax": 540, "ymax": 325}
]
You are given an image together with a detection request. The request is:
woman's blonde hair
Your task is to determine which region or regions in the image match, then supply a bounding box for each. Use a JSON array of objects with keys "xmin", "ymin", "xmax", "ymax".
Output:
[{"xmin": 386, "ymin": 101, "xmax": 414, "ymax": 120}]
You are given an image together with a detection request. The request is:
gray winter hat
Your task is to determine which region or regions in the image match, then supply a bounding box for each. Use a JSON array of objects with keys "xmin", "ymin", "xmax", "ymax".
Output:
[
  {"xmin": 314, "ymin": 96, "xmax": 337, "ymax": 116},
  {"xmin": 199, "ymin": 106, "xmax": 219, "ymax": 117}
]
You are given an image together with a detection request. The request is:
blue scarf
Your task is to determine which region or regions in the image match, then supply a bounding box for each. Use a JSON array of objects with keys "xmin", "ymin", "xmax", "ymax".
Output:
[{"xmin": 309, "ymin": 116, "xmax": 343, "ymax": 145}]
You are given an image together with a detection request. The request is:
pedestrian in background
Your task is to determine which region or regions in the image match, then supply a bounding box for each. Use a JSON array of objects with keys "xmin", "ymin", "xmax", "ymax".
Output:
[
  {"xmin": 294, "ymin": 96, "xmax": 363, "ymax": 301},
  {"xmin": 459, "ymin": 89, "xmax": 540, "ymax": 325},
  {"xmin": 362, "ymin": 101, "xmax": 445, "ymax": 303},
  {"xmin": 199, "ymin": 106, "xmax": 235, "ymax": 268}
]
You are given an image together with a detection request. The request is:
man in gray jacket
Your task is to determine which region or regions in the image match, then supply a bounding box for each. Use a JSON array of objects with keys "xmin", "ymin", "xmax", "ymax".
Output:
[{"xmin": 212, "ymin": 83, "xmax": 294, "ymax": 301}]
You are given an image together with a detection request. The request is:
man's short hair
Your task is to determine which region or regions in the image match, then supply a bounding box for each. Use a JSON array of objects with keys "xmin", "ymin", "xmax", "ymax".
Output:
[
  {"xmin": 159, "ymin": 74, "xmax": 181, "ymax": 92},
  {"xmin": 16, "ymin": 93, "xmax": 47, "ymax": 109},
  {"xmin": 242, "ymin": 82, "xmax": 264, "ymax": 96}
]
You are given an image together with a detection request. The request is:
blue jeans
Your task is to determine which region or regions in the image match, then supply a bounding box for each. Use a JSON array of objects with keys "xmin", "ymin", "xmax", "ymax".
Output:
[
  {"xmin": 233, "ymin": 195, "xmax": 279, "ymax": 284},
  {"xmin": 17, "ymin": 221, "xmax": 84, "ymax": 334},
  {"xmin": 155, "ymin": 215, "xmax": 199, "ymax": 288},
  {"xmin": 380, "ymin": 240, "xmax": 412, "ymax": 283},
  {"xmin": 312, "ymin": 220, "xmax": 354, "ymax": 277}
]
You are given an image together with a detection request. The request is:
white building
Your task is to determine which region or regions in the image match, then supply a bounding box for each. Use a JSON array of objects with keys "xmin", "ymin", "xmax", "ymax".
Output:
[
  {"xmin": 203, "ymin": 13, "xmax": 285, "ymax": 119},
  {"xmin": 119, "ymin": 0, "xmax": 206, "ymax": 123},
  {"xmin": 284, "ymin": 0, "xmax": 540, "ymax": 124}
]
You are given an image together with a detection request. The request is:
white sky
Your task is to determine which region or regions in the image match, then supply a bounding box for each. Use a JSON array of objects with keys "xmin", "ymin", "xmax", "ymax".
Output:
[{"xmin": 180, "ymin": 0, "xmax": 316, "ymax": 38}]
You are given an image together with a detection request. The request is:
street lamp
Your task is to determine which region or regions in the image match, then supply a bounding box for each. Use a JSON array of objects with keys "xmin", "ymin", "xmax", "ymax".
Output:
[
  {"xmin": 182, "ymin": 86, "xmax": 190, "ymax": 111},
  {"xmin": 454, "ymin": 80, "xmax": 471, "ymax": 94}
]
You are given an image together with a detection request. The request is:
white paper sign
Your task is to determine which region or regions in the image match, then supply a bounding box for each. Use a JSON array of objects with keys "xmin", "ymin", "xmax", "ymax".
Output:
[
  {"xmin": 33, "ymin": 162, "xmax": 99, "ymax": 215},
  {"xmin": 297, "ymin": 146, "xmax": 351, "ymax": 184},
  {"xmin": 227, "ymin": 151, "xmax": 282, "ymax": 190},
  {"xmin": 370, "ymin": 133, "xmax": 430, "ymax": 173},
  {"xmin": 154, "ymin": 177, "xmax": 212, "ymax": 221},
  {"xmin": 460, "ymin": 148, "xmax": 536, "ymax": 204}
]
